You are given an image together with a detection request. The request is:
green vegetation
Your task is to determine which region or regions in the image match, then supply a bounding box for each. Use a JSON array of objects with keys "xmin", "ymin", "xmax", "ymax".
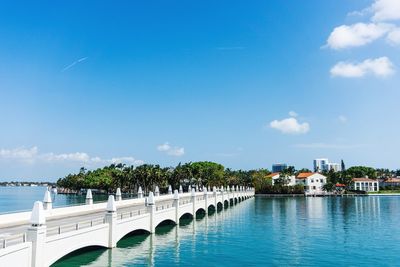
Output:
[{"xmin": 57, "ymin": 162, "xmax": 261, "ymax": 194}]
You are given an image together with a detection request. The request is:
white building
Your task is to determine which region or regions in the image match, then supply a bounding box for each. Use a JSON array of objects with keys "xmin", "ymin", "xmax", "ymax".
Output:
[
  {"xmin": 313, "ymin": 158, "xmax": 341, "ymax": 172},
  {"xmin": 296, "ymin": 172, "xmax": 327, "ymax": 194},
  {"xmin": 268, "ymin": 173, "xmax": 296, "ymax": 186},
  {"xmin": 353, "ymin": 178, "xmax": 379, "ymax": 192}
]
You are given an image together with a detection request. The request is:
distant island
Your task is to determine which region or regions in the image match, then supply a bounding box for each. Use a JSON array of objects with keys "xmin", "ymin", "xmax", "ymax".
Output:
[{"xmin": 0, "ymin": 181, "xmax": 56, "ymax": 187}]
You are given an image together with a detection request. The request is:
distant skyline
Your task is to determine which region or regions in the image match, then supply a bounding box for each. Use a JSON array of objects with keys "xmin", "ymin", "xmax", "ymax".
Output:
[{"xmin": 1, "ymin": 0, "xmax": 400, "ymax": 180}]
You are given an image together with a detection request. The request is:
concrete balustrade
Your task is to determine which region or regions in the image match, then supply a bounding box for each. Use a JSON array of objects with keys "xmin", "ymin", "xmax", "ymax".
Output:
[{"xmin": 0, "ymin": 186, "xmax": 255, "ymax": 267}]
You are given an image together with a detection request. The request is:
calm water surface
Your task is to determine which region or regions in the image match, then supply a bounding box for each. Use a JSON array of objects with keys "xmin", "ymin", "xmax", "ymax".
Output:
[
  {"xmin": 54, "ymin": 196, "xmax": 400, "ymax": 266},
  {"xmin": 1, "ymin": 187, "xmax": 400, "ymax": 266},
  {"xmin": 0, "ymin": 186, "xmax": 108, "ymax": 213}
]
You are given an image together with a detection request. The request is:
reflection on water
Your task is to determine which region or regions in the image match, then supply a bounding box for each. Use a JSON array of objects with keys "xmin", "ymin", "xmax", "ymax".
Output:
[{"xmin": 53, "ymin": 197, "xmax": 400, "ymax": 267}]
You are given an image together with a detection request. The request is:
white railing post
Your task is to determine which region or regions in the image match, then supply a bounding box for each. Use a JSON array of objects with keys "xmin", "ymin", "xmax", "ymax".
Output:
[
  {"xmin": 155, "ymin": 186, "xmax": 160, "ymax": 197},
  {"xmin": 105, "ymin": 195, "xmax": 117, "ymax": 248},
  {"xmin": 86, "ymin": 189, "xmax": 93, "ymax": 205},
  {"xmin": 220, "ymin": 186, "xmax": 224, "ymax": 209},
  {"xmin": 213, "ymin": 186, "xmax": 217, "ymax": 210},
  {"xmin": 43, "ymin": 190, "xmax": 52, "ymax": 210},
  {"xmin": 116, "ymin": 188, "xmax": 122, "ymax": 201},
  {"xmin": 204, "ymin": 187, "xmax": 208, "ymax": 214},
  {"xmin": 168, "ymin": 185, "xmax": 173, "ymax": 195},
  {"xmin": 191, "ymin": 188, "xmax": 196, "ymax": 216},
  {"xmin": 27, "ymin": 201, "xmax": 46, "ymax": 267},
  {"xmin": 138, "ymin": 186, "xmax": 143, "ymax": 199},
  {"xmin": 179, "ymin": 185, "xmax": 183, "ymax": 194},
  {"xmin": 173, "ymin": 190, "xmax": 180, "ymax": 223},
  {"xmin": 147, "ymin": 192, "xmax": 156, "ymax": 233}
]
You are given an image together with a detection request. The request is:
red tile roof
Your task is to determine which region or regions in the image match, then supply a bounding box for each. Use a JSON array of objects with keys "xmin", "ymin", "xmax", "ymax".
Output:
[
  {"xmin": 266, "ymin": 172, "xmax": 280, "ymax": 178},
  {"xmin": 384, "ymin": 178, "xmax": 400, "ymax": 183},
  {"xmin": 296, "ymin": 172, "xmax": 315, "ymax": 179}
]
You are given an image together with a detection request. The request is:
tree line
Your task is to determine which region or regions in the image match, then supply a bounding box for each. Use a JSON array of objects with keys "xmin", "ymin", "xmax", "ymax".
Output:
[
  {"xmin": 56, "ymin": 162, "xmax": 400, "ymax": 194},
  {"xmin": 56, "ymin": 161, "xmax": 258, "ymax": 194}
]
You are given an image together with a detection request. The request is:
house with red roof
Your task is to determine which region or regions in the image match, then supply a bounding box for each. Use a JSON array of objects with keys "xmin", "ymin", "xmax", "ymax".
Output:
[{"xmin": 296, "ymin": 172, "xmax": 327, "ymax": 194}]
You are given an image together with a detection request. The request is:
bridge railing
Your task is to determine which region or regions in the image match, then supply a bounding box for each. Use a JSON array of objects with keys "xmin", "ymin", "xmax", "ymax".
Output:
[
  {"xmin": 179, "ymin": 197, "xmax": 192, "ymax": 206},
  {"xmin": 155, "ymin": 200, "xmax": 175, "ymax": 211},
  {"xmin": 117, "ymin": 208, "xmax": 147, "ymax": 220},
  {"xmin": 0, "ymin": 233, "xmax": 26, "ymax": 249},
  {"xmin": 46, "ymin": 217, "xmax": 105, "ymax": 237}
]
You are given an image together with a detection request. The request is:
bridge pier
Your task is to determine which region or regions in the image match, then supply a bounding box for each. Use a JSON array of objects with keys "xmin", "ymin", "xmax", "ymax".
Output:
[
  {"xmin": 105, "ymin": 195, "xmax": 118, "ymax": 248},
  {"xmin": 173, "ymin": 190, "xmax": 179, "ymax": 223},
  {"xmin": 204, "ymin": 188, "xmax": 208, "ymax": 214},
  {"xmin": 27, "ymin": 201, "xmax": 46, "ymax": 267},
  {"xmin": 191, "ymin": 188, "xmax": 196, "ymax": 216},
  {"xmin": 147, "ymin": 192, "xmax": 156, "ymax": 233}
]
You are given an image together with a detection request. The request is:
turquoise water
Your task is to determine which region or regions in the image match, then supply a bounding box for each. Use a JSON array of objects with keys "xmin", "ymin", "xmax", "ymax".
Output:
[
  {"xmin": 52, "ymin": 196, "xmax": 400, "ymax": 266},
  {"xmin": 2, "ymin": 188, "xmax": 400, "ymax": 266},
  {"xmin": 0, "ymin": 186, "xmax": 108, "ymax": 213}
]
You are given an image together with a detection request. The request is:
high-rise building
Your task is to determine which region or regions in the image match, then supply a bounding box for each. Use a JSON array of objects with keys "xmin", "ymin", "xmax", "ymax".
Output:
[
  {"xmin": 313, "ymin": 158, "xmax": 342, "ymax": 172},
  {"xmin": 272, "ymin": 163, "xmax": 287, "ymax": 173},
  {"xmin": 313, "ymin": 158, "xmax": 329, "ymax": 172}
]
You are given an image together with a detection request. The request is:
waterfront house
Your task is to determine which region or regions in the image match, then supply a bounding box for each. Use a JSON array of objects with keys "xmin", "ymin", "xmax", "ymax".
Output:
[
  {"xmin": 269, "ymin": 172, "xmax": 296, "ymax": 186},
  {"xmin": 380, "ymin": 178, "xmax": 400, "ymax": 188},
  {"xmin": 352, "ymin": 178, "xmax": 379, "ymax": 192},
  {"xmin": 296, "ymin": 172, "xmax": 327, "ymax": 194}
]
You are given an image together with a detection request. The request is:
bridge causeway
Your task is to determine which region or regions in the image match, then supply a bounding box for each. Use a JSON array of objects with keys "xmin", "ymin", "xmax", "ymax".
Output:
[{"xmin": 0, "ymin": 186, "xmax": 254, "ymax": 267}]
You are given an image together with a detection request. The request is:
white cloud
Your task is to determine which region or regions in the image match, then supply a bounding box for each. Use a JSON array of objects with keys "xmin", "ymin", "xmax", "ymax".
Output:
[
  {"xmin": 387, "ymin": 28, "xmax": 400, "ymax": 45},
  {"xmin": 157, "ymin": 142, "xmax": 185, "ymax": 157},
  {"xmin": 288, "ymin": 111, "xmax": 298, "ymax": 117},
  {"xmin": 326, "ymin": 23, "xmax": 392, "ymax": 49},
  {"xmin": 338, "ymin": 115, "xmax": 348, "ymax": 123},
  {"xmin": 43, "ymin": 152, "xmax": 90, "ymax": 162},
  {"xmin": 330, "ymin": 57, "xmax": 395, "ymax": 78},
  {"xmin": 270, "ymin": 117, "xmax": 310, "ymax": 134},
  {"xmin": 0, "ymin": 147, "xmax": 38, "ymax": 163},
  {"xmin": 0, "ymin": 146, "xmax": 143, "ymax": 166},
  {"xmin": 157, "ymin": 142, "xmax": 171, "ymax": 152},
  {"xmin": 371, "ymin": 0, "xmax": 400, "ymax": 22}
]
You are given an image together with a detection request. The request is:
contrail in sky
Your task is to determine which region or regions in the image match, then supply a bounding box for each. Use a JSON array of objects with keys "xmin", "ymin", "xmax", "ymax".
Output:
[{"xmin": 62, "ymin": 57, "xmax": 88, "ymax": 72}]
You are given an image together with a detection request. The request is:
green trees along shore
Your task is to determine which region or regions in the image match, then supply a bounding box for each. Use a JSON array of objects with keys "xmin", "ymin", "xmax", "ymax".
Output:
[
  {"xmin": 56, "ymin": 161, "xmax": 258, "ymax": 194},
  {"xmin": 56, "ymin": 162, "xmax": 400, "ymax": 194}
]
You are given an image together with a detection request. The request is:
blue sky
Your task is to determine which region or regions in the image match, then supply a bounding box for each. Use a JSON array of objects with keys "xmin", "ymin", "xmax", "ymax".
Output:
[{"xmin": 1, "ymin": 0, "xmax": 399, "ymax": 180}]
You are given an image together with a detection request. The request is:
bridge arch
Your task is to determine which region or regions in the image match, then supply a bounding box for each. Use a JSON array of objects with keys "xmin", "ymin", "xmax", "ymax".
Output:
[
  {"xmin": 223, "ymin": 200, "xmax": 229, "ymax": 209},
  {"xmin": 156, "ymin": 219, "xmax": 176, "ymax": 228}
]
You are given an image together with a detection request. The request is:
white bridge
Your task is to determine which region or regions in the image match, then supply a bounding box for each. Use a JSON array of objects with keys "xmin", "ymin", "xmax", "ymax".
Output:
[{"xmin": 0, "ymin": 186, "xmax": 254, "ymax": 267}]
